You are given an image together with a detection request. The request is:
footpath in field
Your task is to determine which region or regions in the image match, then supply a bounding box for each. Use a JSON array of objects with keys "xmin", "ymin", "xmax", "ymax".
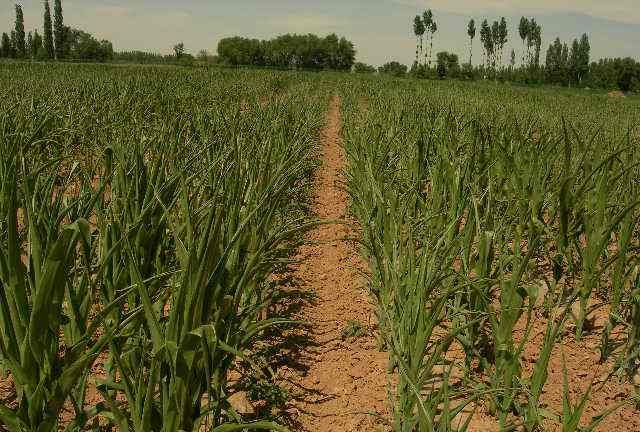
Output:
[{"xmin": 278, "ymin": 96, "xmax": 389, "ymax": 431}]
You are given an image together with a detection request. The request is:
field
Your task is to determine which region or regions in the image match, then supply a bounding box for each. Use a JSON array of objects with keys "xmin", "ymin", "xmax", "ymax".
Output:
[{"xmin": 0, "ymin": 63, "xmax": 639, "ymax": 432}]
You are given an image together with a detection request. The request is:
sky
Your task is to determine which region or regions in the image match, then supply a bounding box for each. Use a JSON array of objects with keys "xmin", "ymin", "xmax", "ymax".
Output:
[{"xmin": 2, "ymin": 1, "xmax": 639, "ymax": 66}]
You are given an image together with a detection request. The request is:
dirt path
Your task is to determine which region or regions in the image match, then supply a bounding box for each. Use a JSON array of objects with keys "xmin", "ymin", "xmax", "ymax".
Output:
[{"xmin": 278, "ymin": 96, "xmax": 389, "ymax": 431}]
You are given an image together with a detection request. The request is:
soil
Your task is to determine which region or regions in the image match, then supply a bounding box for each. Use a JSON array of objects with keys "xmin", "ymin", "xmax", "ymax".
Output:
[
  {"xmin": 276, "ymin": 95, "xmax": 390, "ymax": 431},
  {"xmin": 608, "ymin": 90, "xmax": 627, "ymax": 98}
]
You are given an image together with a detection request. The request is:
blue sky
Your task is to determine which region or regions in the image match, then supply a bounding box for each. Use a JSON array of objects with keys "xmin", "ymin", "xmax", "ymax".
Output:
[{"xmin": 2, "ymin": 1, "xmax": 639, "ymax": 66}]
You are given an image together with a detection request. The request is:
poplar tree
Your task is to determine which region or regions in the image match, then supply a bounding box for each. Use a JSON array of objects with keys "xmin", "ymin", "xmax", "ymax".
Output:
[
  {"xmin": 577, "ymin": 34, "xmax": 590, "ymax": 84},
  {"xmin": 43, "ymin": 0, "xmax": 54, "ymax": 59},
  {"xmin": 413, "ymin": 15, "xmax": 425, "ymax": 65},
  {"xmin": 467, "ymin": 19, "xmax": 476, "ymax": 66},
  {"xmin": 518, "ymin": 17, "xmax": 529, "ymax": 66},
  {"xmin": 422, "ymin": 10, "xmax": 433, "ymax": 66},
  {"xmin": 491, "ymin": 20, "xmax": 500, "ymax": 70},
  {"xmin": 0, "ymin": 33, "xmax": 10, "ymax": 58},
  {"xmin": 498, "ymin": 17, "xmax": 508, "ymax": 70},
  {"xmin": 32, "ymin": 30, "xmax": 43, "ymax": 58},
  {"xmin": 54, "ymin": 0, "xmax": 64, "ymax": 59},
  {"xmin": 27, "ymin": 31, "xmax": 33, "ymax": 58},
  {"xmin": 428, "ymin": 20, "xmax": 437, "ymax": 67},
  {"xmin": 480, "ymin": 19, "xmax": 493, "ymax": 71},
  {"xmin": 14, "ymin": 4, "xmax": 26, "ymax": 58}
]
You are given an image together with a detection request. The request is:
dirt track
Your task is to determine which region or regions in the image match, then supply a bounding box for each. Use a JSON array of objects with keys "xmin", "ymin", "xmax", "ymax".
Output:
[{"xmin": 278, "ymin": 96, "xmax": 389, "ymax": 431}]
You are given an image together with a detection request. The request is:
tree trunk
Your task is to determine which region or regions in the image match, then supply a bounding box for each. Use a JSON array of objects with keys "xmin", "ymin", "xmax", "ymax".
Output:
[{"xmin": 429, "ymin": 34, "xmax": 433, "ymax": 67}]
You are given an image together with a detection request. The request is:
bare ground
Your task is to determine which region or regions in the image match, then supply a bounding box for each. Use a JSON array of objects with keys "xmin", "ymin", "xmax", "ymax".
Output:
[{"xmin": 276, "ymin": 95, "xmax": 390, "ymax": 432}]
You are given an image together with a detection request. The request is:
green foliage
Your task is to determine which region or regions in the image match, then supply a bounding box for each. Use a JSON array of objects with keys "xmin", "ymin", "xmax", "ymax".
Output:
[
  {"xmin": 436, "ymin": 51, "xmax": 460, "ymax": 78},
  {"xmin": 0, "ymin": 32, "xmax": 11, "ymax": 58},
  {"xmin": 43, "ymin": 0, "xmax": 54, "ymax": 59},
  {"xmin": 378, "ymin": 61, "xmax": 407, "ymax": 77},
  {"xmin": 13, "ymin": 5, "xmax": 25, "ymax": 58},
  {"xmin": 54, "ymin": 0, "xmax": 64, "ymax": 59},
  {"xmin": 217, "ymin": 33, "xmax": 356, "ymax": 71},
  {"xmin": 353, "ymin": 62, "xmax": 376, "ymax": 74},
  {"xmin": 0, "ymin": 63, "xmax": 329, "ymax": 431},
  {"xmin": 341, "ymin": 320, "xmax": 366, "ymax": 340},
  {"xmin": 340, "ymin": 74, "xmax": 640, "ymax": 431}
]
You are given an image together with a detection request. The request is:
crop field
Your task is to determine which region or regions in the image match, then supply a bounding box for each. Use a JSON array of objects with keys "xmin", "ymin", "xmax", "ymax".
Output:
[{"xmin": 1, "ymin": 63, "xmax": 640, "ymax": 432}]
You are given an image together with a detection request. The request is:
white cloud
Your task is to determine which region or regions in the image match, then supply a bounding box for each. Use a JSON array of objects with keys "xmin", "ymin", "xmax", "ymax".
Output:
[
  {"xmin": 266, "ymin": 14, "xmax": 350, "ymax": 33},
  {"xmin": 392, "ymin": 0, "xmax": 640, "ymax": 25},
  {"xmin": 94, "ymin": 6, "xmax": 132, "ymax": 19}
]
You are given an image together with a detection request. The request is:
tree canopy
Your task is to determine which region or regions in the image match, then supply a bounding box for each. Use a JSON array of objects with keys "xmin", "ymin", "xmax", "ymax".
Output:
[{"xmin": 217, "ymin": 34, "xmax": 356, "ymax": 71}]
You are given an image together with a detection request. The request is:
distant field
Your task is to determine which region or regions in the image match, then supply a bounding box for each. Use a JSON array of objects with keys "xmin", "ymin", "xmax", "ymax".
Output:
[{"xmin": 0, "ymin": 63, "xmax": 639, "ymax": 431}]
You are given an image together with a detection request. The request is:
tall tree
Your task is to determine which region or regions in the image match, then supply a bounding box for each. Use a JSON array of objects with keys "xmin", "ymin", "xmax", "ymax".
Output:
[
  {"xmin": 577, "ymin": 33, "xmax": 590, "ymax": 84},
  {"xmin": 467, "ymin": 19, "xmax": 476, "ymax": 66},
  {"xmin": 43, "ymin": 0, "xmax": 54, "ymax": 59},
  {"xmin": 54, "ymin": 0, "xmax": 64, "ymax": 59},
  {"xmin": 173, "ymin": 42, "xmax": 185, "ymax": 59},
  {"xmin": 480, "ymin": 19, "xmax": 492, "ymax": 70},
  {"xmin": 545, "ymin": 37, "xmax": 566, "ymax": 84},
  {"xmin": 491, "ymin": 20, "xmax": 500, "ymax": 70},
  {"xmin": 27, "ymin": 31, "xmax": 33, "ymax": 58},
  {"xmin": 0, "ymin": 33, "xmax": 11, "ymax": 58},
  {"xmin": 526, "ymin": 18, "xmax": 542, "ymax": 68},
  {"xmin": 32, "ymin": 30, "xmax": 43, "ymax": 58},
  {"xmin": 10, "ymin": 31, "xmax": 17, "ymax": 58},
  {"xmin": 568, "ymin": 38, "xmax": 580, "ymax": 85},
  {"xmin": 14, "ymin": 4, "xmax": 26, "ymax": 58},
  {"xmin": 422, "ymin": 10, "xmax": 433, "ymax": 66},
  {"xmin": 497, "ymin": 17, "xmax": 508, "ymax": 70},
  {"xmin": 428, "ymin": 20, "xmax": 437, "ymax": 67},
  {"xmin": 413, "ymin": 15, "xmax": 425, "ymax": 66},
  {"xmin": 518, "ymin": 17, "xmax": 529, "ymax": 67}
]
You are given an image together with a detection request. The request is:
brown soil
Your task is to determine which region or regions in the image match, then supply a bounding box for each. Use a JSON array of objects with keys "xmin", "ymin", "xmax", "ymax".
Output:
[
  {"xmin": 608, "ymin": 90, "xmax": 626, "ymax": 98},
  {"xmin": 276, "ymin": 96, "xmax": 389, "ymax": 431}
]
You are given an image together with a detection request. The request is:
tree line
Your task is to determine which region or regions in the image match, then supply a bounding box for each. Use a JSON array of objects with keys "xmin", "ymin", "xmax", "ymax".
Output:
[
  {"xmin": 1, "ymin": 1, "xmax": 113, "ymax": 62},
  {"xmin": 376, "ymin": 10, "xmax": 639, "ymax": 92},
  {"xmin": 217, "ymin": 34, "xmax": 356, "ymax": 71}
]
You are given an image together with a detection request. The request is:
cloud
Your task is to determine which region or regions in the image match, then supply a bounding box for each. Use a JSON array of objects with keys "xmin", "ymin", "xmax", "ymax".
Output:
[
  {"xmin": 94, "ymin": 6, "xmax": 132, "ymax": 18},
  {"xmin": 391, "ymin": 0, "xmax": 640, "ymax": 25},
  {"xmin": 266, "ymin": 14, "xmax": 350, "ymax": 34}
]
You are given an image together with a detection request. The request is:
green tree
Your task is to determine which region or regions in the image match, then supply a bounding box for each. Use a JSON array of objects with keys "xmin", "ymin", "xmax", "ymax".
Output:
[
  {"xmin": 518, "ymin": 17, "xmax": 529, "ymax": 66},
  {"xmin": 353, "ymin": 62, "xmax": 376, "ymax": 73},
  {"xmin": 428, "ymin": 20, "xmax": 438, "ymax": 67},
  {"xmin": 436, "ymin": 51, "xmax": 460, "ymax": 78},
  {"xmin": 14, "ymin": 4, "xmax": 26, "ymax": 58},
  {"xmin": 197, "ymin": 49, "xmax": 209, "ymax": 62},
  {"xmin": 413, "ymin": 15, "xmax": 425, "ymax": 65},
  {"xmin": 527, "ymin": 19, "xmax": 542, "ymax": 68},
  {"xmin": 10, "ymin": 31, "xmax": 17, "ymax": 58},
  {"xmin": 26, "ymin": 31, "xmax": 33, "ymax": 58},
  {"xmin": 32, "ymin": 30, "xmax": 43, "ymax": 58},
  {"xmin": 173, "ymin": 42, "xmax": 185, "ymax": 59},
  {"xmin": 497, "ymin": 17, "xmax": 508, "ymax": 70},
  {"xmin": 378, "ymin": 61, "xmax": 407, "ymax": 77},
  {"xmin": 54, "ymin": 0, "xmax": 64, "ymax": 59},
  {"xmin": 480, "ymin": 19, "xmax": 493, "ymax": 71},
  {"xmin": 467, "ymin": 19, "xmax": 476, "ymax": 66},
  {"xmin": 1, "ymin": 32, "xmax": 11, "ymax": 58},
  {"xmin": 577, "ymin": 34, "xmax": 590, "ymax": 85},
  {"xmin": 491, "ymin": 20, "xmax": 500, "ymax": 70},
  {"xmin": 43, "ymin": 0, "xmax": 54, "ymax": 59},
  {"xmin": 568, "ymin": 37, "xmax": 588, "ymax": 85},
  {"xmin": 422, "ymin": 10, "xmax": 433, "ymax": 66},
  {"xmin": 545, "ymin": 37, "xmax": 566, "ymax": 84}
]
